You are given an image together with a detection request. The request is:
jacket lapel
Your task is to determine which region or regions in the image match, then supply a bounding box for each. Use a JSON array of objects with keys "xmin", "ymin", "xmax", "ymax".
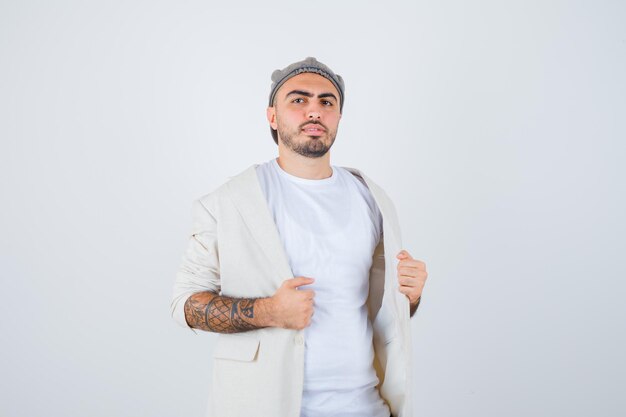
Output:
[
  {"xmin": 225, "ymin": 164, "xmax": 294, "ymax": 289},
  {"xmin": 343, "ymin": 166, "xmax": 402, "ymax": 250},
  {"xmin": 342, "ymin": 166, "xmax": 403, "ymax": 296}
]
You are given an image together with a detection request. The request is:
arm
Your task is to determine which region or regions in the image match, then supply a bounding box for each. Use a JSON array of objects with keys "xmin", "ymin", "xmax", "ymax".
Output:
[
  {"xmin": 172, "ymin": 198, "xmax": 315, "ymax": 334},
  {"xmin": 183, "ymin": 291, "xmax": 275, "ymax": 333},
  {"xmin": 171, "ymin": 199, "xmax": 223, "ymax": 334},
  {"xmin": 183, "ymin": 275, "xmax": 316, "ymax": 333},
  {"xmin": 185, "ymin": 277, "xmax": 315, "ymax": 333}
]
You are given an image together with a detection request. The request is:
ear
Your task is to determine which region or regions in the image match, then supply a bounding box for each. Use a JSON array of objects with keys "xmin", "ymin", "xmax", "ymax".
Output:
[{"xmin": 266, "ymin": 106, "xmax": 278, "ymax": 130}]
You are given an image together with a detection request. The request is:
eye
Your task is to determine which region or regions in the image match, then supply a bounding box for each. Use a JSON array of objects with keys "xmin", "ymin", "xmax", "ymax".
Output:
[
  {"xmin": 292, "ymin": 97, "xmax": 305, "ymax": 103},
  {"xmin": 322, "ymin": 100, "xmax": 333, "ymax": 106}
]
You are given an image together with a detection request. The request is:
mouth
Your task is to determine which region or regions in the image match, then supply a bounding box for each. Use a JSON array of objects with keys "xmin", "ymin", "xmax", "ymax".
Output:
[{"xmin": 302, "ymin": 124, "xmax": 326, "ymax": 136}]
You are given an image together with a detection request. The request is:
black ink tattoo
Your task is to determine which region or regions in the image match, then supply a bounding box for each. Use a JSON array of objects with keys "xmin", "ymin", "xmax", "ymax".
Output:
[{"xmin": 184, "ymin": 292, "xmax": 265, "ymax": 333}]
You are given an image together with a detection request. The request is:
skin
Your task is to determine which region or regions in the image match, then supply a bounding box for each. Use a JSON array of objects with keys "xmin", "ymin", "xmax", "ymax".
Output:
[
  {"xmin": 184, "ymin": 277, "xmax": 315, "ymax": 332},
  {"xmin": 397, "ymin": 250, "xmax": 428, "ymax": 316},
  {"xmin": 184, "ymin": 73, "xmax": 428, "ymax": 333},
  {"xmin": 266, "ymin": 72, "xmax": 341, "ymax": 180}
]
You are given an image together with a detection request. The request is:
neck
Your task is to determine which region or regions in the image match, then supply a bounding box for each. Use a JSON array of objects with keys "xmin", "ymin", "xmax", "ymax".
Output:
[{"xmin": 275, "ymin": 149, "xmax": 332, "ymax": 180}]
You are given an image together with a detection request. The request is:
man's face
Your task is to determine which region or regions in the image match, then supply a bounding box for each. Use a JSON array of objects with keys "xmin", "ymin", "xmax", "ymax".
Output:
[{"xmin": 267, "ymin": 72, "xmax": 342, "ymax": 158}]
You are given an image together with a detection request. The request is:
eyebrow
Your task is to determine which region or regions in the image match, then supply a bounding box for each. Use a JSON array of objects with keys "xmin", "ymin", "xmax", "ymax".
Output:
[{"xmin": 285, "ymin": 89, "xmax": 338, "ymax": 102}]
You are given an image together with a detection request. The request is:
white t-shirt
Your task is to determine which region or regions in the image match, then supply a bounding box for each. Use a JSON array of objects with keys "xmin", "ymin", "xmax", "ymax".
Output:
[{"xmin": 256, "ymin": 158, "xmax": 390, "ymax": 417}]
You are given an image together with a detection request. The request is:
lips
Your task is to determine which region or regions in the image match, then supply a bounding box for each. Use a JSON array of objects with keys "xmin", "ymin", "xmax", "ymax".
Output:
[{"xmin": 302, "ymin": 124, "xmax": 326, "ymax": 135}]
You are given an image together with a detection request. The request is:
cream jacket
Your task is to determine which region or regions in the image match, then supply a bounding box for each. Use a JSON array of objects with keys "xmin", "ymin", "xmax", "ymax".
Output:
[{"xmin": 171, "ymin": 163, "xmax": 414, "ymax": 417}]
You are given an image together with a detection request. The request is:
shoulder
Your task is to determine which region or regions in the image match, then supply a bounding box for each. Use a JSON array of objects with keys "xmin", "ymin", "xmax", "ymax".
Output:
[
  {"xmin": 338, "ymin": 165, "xmax": 392, "ymax": 201},
  {"xmin": 195, "ymin": 163, "xmax": 258, "ymax": 214},
  {"xmin": 339, "ymin": 165, "xmax": 400, "ymax": 222}
]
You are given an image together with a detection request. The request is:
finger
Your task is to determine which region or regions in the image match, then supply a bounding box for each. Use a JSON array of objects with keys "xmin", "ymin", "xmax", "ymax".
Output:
[
  {"xmin": 397, "ymin": 259, "xmax": 426, "ymax": 270},
  {"xmin": 288, "ymin": 276, "xmax": 315, "ymax": 288},
  {"xmin": 398, "ymin": 276, "xmax": 423, "ymax": 287},
  {"xmin": 398, "ymin": 285, "xmax": 420, "ymax": 301},
  {"xmin": 398, "ymin": 268, "xmax": 427, "ymax": 279},
  {"xmin": 396, "ymin": 250, "xmax": 414, "ymax": 260},
  {"xmin": 398, "ymin": 274, "xmax": 427, "ymax": 287},
  {"xmin": 397, "ymin": 276, "xmax": 413, "ymax": 286},
  {"xmin": 301, "ymin": 289, "xmax": 316, "ymax": 299},
  {"xmin": 397, "ymin": 286, "xmax": 411, "ymax": 296},
  {"xmin": 397, "ymin": 266, "xmax": 420, "ymax": 276}
]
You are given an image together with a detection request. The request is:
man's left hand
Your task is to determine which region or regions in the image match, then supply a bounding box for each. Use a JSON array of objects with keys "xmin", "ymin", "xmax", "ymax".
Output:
[{"xmin": 396, "ymin": 250, "xmax": 428, "ymax": 306}]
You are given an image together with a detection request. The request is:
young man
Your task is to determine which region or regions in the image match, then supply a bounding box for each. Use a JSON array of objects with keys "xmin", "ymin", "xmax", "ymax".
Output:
[{"xmin": 171, "ymin": 57, "xmax": 428, "ymax": 417}]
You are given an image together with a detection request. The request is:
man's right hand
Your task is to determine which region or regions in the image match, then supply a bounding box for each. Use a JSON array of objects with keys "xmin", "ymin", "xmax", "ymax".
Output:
[{"xmin": 266, "ymin": 277, "xmax": 315, "ymax": 330}]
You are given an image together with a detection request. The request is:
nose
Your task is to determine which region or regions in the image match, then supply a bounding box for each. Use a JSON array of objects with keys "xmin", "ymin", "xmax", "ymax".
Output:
[
  {"xmin": 307, "ymin": 103, "xmax": 322, "ymax": 120},
  {"xmin": 308, "ymin": 110, "xmax": 321, "ymax": 120}
]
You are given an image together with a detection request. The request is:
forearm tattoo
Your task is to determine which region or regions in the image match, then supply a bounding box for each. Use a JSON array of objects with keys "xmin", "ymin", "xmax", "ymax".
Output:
[{"xmin": 184, "ymin": 292, "xmax": 264, "ymax": 333}]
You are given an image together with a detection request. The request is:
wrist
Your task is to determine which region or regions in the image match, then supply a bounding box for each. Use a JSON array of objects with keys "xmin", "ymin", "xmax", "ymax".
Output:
[{"xmin": 257, "ymin": 297, "xmax": 277, "ymax": 327}]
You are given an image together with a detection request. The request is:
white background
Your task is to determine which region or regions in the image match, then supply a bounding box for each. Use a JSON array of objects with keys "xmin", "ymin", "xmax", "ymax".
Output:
[{"xmin": 1, "ymin": 1, "xmax": 624, "ymax": 416}]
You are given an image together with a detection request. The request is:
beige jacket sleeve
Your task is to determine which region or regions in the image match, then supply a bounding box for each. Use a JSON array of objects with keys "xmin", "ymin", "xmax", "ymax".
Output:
[{"xmin": 170, "ymin": 198, "xmax": 222, "ymax": 334}]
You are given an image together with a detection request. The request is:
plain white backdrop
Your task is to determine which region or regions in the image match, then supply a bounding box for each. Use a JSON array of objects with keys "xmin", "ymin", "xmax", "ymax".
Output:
[{"xmin": 1, "ymin": 1, "xmax": 624, "ymax": 416}]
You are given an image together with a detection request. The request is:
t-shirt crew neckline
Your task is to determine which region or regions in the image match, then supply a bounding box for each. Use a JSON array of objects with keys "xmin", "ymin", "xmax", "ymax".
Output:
[{"xmin": 272, "ymin": 157, "xmax": 338, "ymax": 186}]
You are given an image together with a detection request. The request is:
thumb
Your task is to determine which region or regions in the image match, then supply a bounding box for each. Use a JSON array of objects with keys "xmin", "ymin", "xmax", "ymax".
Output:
[
  {"xmin": 287, "ymin": 276, "xmax": 315, "ymax": 288},
  {"xmin": 396, "ymin": 250, "xmax": 412, "ymax": 259}
]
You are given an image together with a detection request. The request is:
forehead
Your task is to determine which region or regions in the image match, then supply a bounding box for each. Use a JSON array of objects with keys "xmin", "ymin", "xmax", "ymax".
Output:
[{"xmin": 276, "ymin": 72, "xmax": 339, "ymax": 98}]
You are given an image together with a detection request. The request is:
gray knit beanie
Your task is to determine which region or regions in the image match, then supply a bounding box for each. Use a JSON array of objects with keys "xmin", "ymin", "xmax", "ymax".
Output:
[{"xmin": 268, "ymin": 57, "xmax": 345, "ymax": 144}]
